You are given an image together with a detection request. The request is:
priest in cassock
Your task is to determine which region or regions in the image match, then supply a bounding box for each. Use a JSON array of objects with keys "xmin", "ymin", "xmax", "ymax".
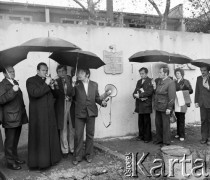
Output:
[{"xmin": 26, "ymin": 62, "xmax": 61, "ymax": 169}]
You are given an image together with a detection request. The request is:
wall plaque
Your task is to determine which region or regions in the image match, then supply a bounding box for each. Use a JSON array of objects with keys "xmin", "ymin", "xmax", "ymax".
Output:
[{"xmin": 103, "ymin": 50, "xmax": 123, "ymax": 74}]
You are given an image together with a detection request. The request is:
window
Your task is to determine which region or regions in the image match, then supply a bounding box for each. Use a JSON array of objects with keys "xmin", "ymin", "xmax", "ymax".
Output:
[
  {"xmin": 61, "ymin": 18, "xmax": 85, "ymax": 25},
  {"xmin": 9, "ymin": 16, "xmax": 21, "ymax": 21},
  {"xmin": 0, "ymin": 14, "xmax": 32, "ymax": 22},
  {"xmin": 62, "ymin": 19, "xmax": 75, "ymax": 24}
]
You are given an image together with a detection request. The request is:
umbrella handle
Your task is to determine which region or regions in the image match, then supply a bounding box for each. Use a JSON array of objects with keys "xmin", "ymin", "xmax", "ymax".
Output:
[{"xmin": 75, "ymin": 53, "xmax": 79, "ymax": 77}]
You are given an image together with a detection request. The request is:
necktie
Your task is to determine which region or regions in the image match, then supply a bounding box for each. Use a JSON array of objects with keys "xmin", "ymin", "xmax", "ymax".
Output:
[{"xmin": 13, "ymin": 80, "xmax": 19, "ymax": 85}]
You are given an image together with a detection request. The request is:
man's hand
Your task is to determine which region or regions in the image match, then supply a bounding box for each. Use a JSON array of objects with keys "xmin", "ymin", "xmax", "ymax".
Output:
[
  {"xmin": 13, "ymin": 85, "xmax": 19, "ymax": 92},
  {"xmin": 195, "ymin": 103, "xmax": 199, "ymax": 108},
  {"xmin": 45, "ymin": 77, "xmax": 51, "ymax": 85},
  {"xmin": 166, "ymin": 109, "xmax": 171, "ymax": 115},
  {"xmin": 134, "ymin": 91, "xmax": 140, "ymax": 99},
  {"xmin": 203, "ymin": 83, "xmax": 209, "ymax": 90},
  {"xmin": 101, "ymin": 100, "xmax": 107, "ymax": 107}
]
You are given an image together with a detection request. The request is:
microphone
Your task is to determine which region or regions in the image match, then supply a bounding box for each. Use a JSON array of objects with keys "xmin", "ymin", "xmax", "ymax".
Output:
[{"xmin": 100, "ymin": 90, "xmax": 111, "ymax": 100}]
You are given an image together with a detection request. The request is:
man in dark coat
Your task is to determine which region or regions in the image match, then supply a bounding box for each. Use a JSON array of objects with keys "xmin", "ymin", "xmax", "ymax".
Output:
[
  {"xmin": 133, "ymin": 67, "xmax": 153, "ymax": 143},
  {"xmin": 72, "ymin": 68, "xmax": 107, "ymax": 165},
  {"xmin": 195, "ymin": 66, "xmax": 210, "ymax": 145},
  {"xmin": 54, "ymin": 65, "xmax": 75, "ymax": 158},
  {"xmin": 26, "ymin": 62, "xmax": 61, "ymax": 169},
  {"xmin": 0, "ymin": 66, "xmax": 28, "ymax": 170},
  {"xmin": 154, "ymin": 66, "xmax": 176, "ymax": 146},
  {"xmin": 0, "ymin": 106, "xmax": 4, "ymax": 154}
]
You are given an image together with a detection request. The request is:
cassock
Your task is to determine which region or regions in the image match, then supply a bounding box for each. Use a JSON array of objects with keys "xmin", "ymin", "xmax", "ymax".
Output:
[{"xmin": 26, "ymin": 75, "xmax": 61, "ymax": 169}]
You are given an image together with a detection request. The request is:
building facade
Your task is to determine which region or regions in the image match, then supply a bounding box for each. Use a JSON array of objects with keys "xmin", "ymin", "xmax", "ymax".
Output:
[{"xmin": 0, "ymin": 1, "xmax": 185, "ymax": 31}]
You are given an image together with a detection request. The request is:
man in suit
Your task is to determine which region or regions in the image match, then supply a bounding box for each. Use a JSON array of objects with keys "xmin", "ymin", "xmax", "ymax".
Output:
[
  {"xmin": 72, "ymin": 68, "xmax": 107, "ymax": 165},
  {"xmin": 154, "ymin": 66, "xmax": 176, "ymax": 146},
  {"xmin": 0, "ymin": 66, "xmax": 28, "ymax": 170},
  {"xmin": 0, "ymin": 105, "xmax": 4, "ymax": 154},
  {"xmin": 133, "ymin": 67, "xmax": 153, "ymax": 143},
  {"xmin": 54, "ymin": 65, "xmax": 75, "ymax": 158},
  {"xmin": 195, "ymin": 66, "xmax": 210, "ymax": 145}
]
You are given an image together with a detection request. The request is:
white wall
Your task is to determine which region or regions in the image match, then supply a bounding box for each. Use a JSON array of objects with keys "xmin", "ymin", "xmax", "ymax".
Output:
[{"xmin": 0, "ymin": 21, "xmax": 210, "ymax": 145}]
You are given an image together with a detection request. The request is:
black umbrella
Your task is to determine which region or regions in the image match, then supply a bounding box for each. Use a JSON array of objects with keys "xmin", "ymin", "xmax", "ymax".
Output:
[
  {"xmin": 129, "ymin": 50, "xmax": 192, "ymax": 64},
  {"xmin": 191, "ymin": 59, "xmax": 210, "ymax": 68},
  {"xmin": 21, "ymin": 37, "xmax": 80, "ymax": 52},
  {"xmin": 0, "ymin": 37, "xmax": 80, "ymax": 71},
  {"xmin": 49, "ymin": 49, "xmax": 105, "ymax": 69}
]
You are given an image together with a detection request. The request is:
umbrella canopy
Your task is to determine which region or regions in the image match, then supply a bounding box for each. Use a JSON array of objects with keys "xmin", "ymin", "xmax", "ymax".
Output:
[
  {"xmin": 49, "ymin": 49, "xmax": 105, "ymax": 69},
  {"xmin": 129, "ymin": 50, "xmax": 192, "ymax": 64},
  {"xmin": 0, "ymin": 37, "xmax": 80, "ymax": 71},
  {"xmin": 191, "ymin": 59, "xmax": 210, "ymax": 68},
  {"xmin": 21, "ymin": 37, "xmax": 80, "ymax": 52}
]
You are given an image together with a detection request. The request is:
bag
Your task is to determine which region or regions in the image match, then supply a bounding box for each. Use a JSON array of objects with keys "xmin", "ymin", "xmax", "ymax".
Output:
[{"xmin": 170, "ymin": 111, "xmax": 177, "ymax": 123}]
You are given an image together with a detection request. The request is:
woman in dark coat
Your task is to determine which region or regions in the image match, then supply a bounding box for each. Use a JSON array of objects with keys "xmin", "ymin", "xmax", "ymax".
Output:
[
  {"xmin": 133, "ymin": 67, "xmax": 154, "ymax": 143},
  {"xmin": 174, "ymin": 68, "xmax": 193, "ymax": 141},
  {"xmin": 26, "ymin": 62, "xmax": 61, "ymax": 169}
]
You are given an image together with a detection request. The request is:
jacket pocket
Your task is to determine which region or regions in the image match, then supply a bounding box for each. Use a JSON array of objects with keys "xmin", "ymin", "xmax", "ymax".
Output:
[
  {"xmin": 6, "ymin": 111, "xmax": 20, "ymax": 122},
  {"xmin": 157, "ymin": 99, "xmax": 167, "ymax": 110}
]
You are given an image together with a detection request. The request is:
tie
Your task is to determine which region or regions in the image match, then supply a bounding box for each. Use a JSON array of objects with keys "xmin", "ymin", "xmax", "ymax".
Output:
[{"xmin": 13, "ymin": 80, "xmax": 19, "ymax": 85}]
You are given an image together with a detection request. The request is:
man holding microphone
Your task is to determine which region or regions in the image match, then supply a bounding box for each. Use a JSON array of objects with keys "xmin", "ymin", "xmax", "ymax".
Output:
[{"xmin": 26, "ymin": 62, "xmax": 61, "ymax": 169}]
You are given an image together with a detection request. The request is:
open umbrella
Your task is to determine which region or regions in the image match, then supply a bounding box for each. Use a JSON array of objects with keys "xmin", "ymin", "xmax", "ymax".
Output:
[
  {"xmin": 49, "ymin": 49, "xmax": 105, "ymax": 69},
  {"xmin": 191, "ymin": 59, "xmax": 210, "ymax": 68},
  {"xmin": 129, "ymin": 50, "xmax": 192, "ymax": 64},
  {"xmin": 21, "ymin": 37, "xmax": 80, "ymax": 52},
  {"xmin": 0, "ymin": 37, "xmax": 80, "ymax": 71}
]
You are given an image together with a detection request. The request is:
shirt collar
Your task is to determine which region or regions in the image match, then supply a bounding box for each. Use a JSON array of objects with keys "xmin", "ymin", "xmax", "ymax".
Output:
[{"xmin": 6, "ymin": 78, "xmax": 14, "ymax": 85}]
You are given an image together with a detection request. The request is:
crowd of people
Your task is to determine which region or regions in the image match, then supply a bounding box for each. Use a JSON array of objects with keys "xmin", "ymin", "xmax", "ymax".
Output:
[
  {"xmin": 133, "ymin": 65, "xmax": 210, "ymax": 147},
  {"xmin": 0, "ymin": 63, "xmax": 107, "ymax": 170},
  {"xmin": 0, "ymin": 62, "xmax": 209, "ymax": 171}
]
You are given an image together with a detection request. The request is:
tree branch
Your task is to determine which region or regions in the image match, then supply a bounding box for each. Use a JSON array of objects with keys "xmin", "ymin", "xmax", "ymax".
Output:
[
  {"xmin": 204, "ymin": 0, "xmax": 210, "ymax": 15},
  {"xmin": 94, "ymin": 0, "xmax": 101, "ymax": 6},
  {"xmin": 148, "ymin": 0, "xmax": 162, "ymax": 17},
  {"xmin": 72, "ymin": 0, "xmax": 88, "ymax": 12},
  {"xmin": 198, "ymin": 0, "xmax": 210, "ymax": 22},
  {"xmin": 72, "ymin": 0, "xmax": 96, "ymax": 18},
  {"xmin": 164, "ymin": 0, "xmax": 171, "ymax": 17}
]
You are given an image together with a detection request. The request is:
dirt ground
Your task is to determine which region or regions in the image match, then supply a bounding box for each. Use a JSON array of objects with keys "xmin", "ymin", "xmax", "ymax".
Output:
[{"xmin": 1, "ymin": 125, "xmax": 210, "ymax": 180}]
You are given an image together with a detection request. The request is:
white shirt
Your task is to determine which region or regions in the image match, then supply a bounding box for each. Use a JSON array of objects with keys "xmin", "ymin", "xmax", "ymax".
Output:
[
  {"xmin": 177, "ymin": 78, "xmax": 182, "ymax": 83},
  {"xmin": 7, "ymin": 78, "xmax": 14, "ymax": 85},
  {"xmin": 82, "ymin": 79, "xmax": 89, "ymax": 95}
]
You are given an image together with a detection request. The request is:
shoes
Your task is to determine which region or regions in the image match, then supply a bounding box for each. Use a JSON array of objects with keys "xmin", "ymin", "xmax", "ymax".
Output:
[
  {"xmin": 164, "ymin": 143, "xmax": 170, "ymax": 146},
  {"xmin": 180, "ymin": 138, "xmax": 185, "ymax": 141},
  {"xmin": 136, "ymin": 136, "xmax": 143, "ymax": 141},
  {"xmin": 175, "ymin": 135, "xmax": 179, "ymax": 139},
  {"xmin": 144, "ymin": 141, "xmax": 149, "ymax": 143},
  {"xmin": 62, "ymin": 153, "xmax": 68, "ymax": 159},
  {"xmin": 7, "ymin": 163, "xmax": 21, "ymax": 170},
  {"xmin": 15, "ymin": 159, "xmax": 25, "ymax": 164},
  {"xmin": 200, "ymin": 140, "xmax": 207, "ymax": 144},
  {"xmin": 153, "ymin": 141, "xmax": 162, "ymax": 145},
  {"xmin": 72, "ymin": 160, "xmax": 79, "ymax": 165},
  {"xmin": 86, "ymin": 156, "xmax": 92, "ymax": 163}
]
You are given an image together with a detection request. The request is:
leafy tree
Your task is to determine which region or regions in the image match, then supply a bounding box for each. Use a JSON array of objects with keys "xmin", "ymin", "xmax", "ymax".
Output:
[
  {"xmin": 147, "ymin": 0, "xmax": 171, "ymax": 30},
  {"xmin": 185, "ymin": 0, "xmax": 210, "ymax": 33},
  {"xmin": 71, "ymin": 0, "xmax": 101, "ymax": 24}
]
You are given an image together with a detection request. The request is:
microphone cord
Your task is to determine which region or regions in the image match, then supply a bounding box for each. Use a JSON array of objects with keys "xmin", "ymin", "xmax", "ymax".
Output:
[{"xmin": 99, "ymin": 97, "xmax": 112, "ymax": 128}]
